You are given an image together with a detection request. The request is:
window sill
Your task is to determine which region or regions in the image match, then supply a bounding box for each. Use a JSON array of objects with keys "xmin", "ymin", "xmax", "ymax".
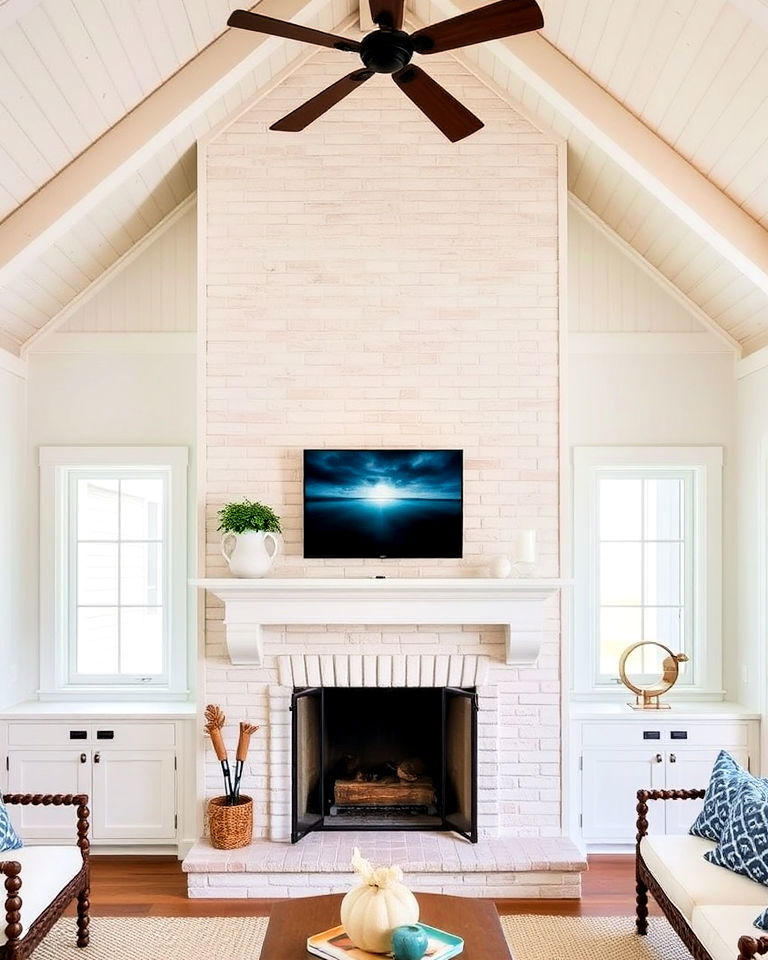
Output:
[
  {"xmin": 37, "ymin": 686, "xmax": 191, "ymax": 702},
  {"xmin": 570, "ymin": 687, "xmax": 727, "ymax": 703},
  {"xmin": 569, "ymin": 699, "xmax": 760, "ymax": 721}
]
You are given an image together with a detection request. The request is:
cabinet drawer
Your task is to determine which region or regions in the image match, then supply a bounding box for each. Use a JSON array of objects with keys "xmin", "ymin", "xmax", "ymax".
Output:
[
  {"xmin": 665, "ymin": 724, "xmax": 749, "ymax": 748},
  {"xmin": 7, "ymin": 722, "xmax": 176, "ymax": 749},
  {"xmin": 582, "ymin": 723, "xmax": 663, "ymax": 747},
  {"xmin": 582, "ymin": 721, "xmax": 750, "ymax": 749},
  {"xmin": 92, "ymin": 723, "xmax": 176, "ymax": 748},
  {"xmin": 8, "ymin": 724, "xmax": 93, "ymax": 746}
]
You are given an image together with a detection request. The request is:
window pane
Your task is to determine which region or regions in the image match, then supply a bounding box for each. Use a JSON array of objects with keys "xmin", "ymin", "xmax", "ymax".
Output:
[
  {"xmin": 599, "ymin": 478, "xmax": 641, "ymax": 540},
  {"xmin": 121, "ymin": 479, "xmax": 164, "ymax": 540},
  {"xmin": 77, "ymin": 543, "xmax": 118, "ymax": 605},
  {"xmin": 77, "ymin": 608, "xmax": 118, "ymax": 674},
  {"xmin": 599, "ymin": 607, "xmax": 642, "ymax": 674},
  {"xmin": 644, "ymin": 542, "xmax": 682, "ymax": 605},
  {"xmin": 644, "ymin": 478, "xmax": 683, "ymax": 540},
  {"xmin": 77, "ymin": 479, "xmax": 118, "ymax": 540},
  {"xmin": 120, "ymin": 543, "xmax": 163, "ymax": 605},
  {"xmin": 120, "ymin": 608, "xmax": 163, "ymax": 674},
  {"xmin": 644, "ymin": 607, "xmax": 684, "ymax": 649},
  {"xmin": 600, "ymin": 543, "xmax": 642, "ymax": 605}
]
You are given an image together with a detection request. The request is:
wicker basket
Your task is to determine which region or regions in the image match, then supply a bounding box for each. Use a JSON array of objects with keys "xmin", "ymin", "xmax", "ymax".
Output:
[{"xmin": 207, "ymin": 795, "xmax": 253, "ymax": 850}]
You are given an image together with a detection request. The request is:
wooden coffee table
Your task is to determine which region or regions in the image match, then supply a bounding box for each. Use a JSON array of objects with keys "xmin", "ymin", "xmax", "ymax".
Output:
[{"xmin": 260, "ymin": 891, "xmax": 513, "ymax": 958}]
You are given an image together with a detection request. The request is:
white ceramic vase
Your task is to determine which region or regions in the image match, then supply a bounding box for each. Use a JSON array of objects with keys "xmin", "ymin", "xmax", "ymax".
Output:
[{"xmin": 221, "ymin": 530, "xmax": 280, "ymax": 578}]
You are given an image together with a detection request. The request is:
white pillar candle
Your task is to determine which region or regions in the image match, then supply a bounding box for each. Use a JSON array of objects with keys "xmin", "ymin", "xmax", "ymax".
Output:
[{"xmin": 516, "ymin": 529, "xmax": 537, "ymax": 564}]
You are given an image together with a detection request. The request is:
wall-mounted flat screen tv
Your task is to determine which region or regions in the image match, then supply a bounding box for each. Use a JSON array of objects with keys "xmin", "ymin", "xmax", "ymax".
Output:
[{"xmin": 303, "ymin": 449, "xmax": 463, "ymax": 559}]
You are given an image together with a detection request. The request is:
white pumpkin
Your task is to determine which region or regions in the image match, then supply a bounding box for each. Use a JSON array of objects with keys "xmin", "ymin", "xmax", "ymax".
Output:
[{"xmin": 340, "ymin": 848, "xmax": 419, "ymax": 954}]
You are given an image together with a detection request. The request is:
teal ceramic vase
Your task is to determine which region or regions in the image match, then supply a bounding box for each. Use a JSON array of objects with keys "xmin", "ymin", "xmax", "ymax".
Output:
[{"xmin": 391, "ymin": 925, "xmax": 429, "ymax": 960}]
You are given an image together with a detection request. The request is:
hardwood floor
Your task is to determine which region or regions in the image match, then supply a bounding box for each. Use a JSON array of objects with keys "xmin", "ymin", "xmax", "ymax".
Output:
[{"xmin": 65, "ymin": 854, "xmax": 661, "ymax": 918}]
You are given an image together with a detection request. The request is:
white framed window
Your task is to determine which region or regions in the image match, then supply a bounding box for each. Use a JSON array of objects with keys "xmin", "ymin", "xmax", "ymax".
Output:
[
  {"xmin": 39, "ymin": 447, "xmax": 189, "ymax": 699},
  {"xmin": 572, "ymin": 446, "xmax": 723, "ymax": 700}
]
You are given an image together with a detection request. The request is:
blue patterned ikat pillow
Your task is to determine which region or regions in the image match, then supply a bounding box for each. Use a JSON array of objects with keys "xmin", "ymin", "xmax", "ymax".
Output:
[
  {"xmin": 705, "ymin": 777, "xmax": 768, "ymax": 886},
  {"xmin": 0, "ymin": 795, "xmax": 22, "ymax": 852},
  {"xmin": 690, "ymin": 750, "xmax": 757, "ymax": 843}
]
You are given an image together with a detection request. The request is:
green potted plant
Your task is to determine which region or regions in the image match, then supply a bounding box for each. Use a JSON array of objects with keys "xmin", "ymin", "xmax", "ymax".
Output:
[{"xmin": 218, "ymin": 499, "xmax": 282, "ymax": 578}]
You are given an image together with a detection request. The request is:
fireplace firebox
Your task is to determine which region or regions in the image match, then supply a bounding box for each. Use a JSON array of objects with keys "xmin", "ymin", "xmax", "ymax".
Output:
[{"xmin": 291, "ymin": 686, "xmax": 478, "ymax": 843}]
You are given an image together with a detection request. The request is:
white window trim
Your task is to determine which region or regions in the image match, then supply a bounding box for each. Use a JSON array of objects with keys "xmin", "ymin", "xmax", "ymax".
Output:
[
  {"xmin": 572, "ymin": 446, "xmax": 724, "ymax": 702},
  {"xmin": 39, "ymin": 446, "xmax": 189, "ymax": 701}
]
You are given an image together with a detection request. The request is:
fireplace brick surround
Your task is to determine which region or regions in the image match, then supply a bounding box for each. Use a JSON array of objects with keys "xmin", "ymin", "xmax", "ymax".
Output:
[{"xmin": 191, "ymin": 40, "xmax": 577, "ymax": 897}]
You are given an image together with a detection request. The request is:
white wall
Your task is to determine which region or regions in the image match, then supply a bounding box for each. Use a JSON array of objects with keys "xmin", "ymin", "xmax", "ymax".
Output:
[
  {"xmin": 27, "ymin": 347, "xmax": 196, "ymax": 445},
  {"xmin": 568, "ymin": 204, "xmax": 705, "ymax": 333},
  {"xmin": 567, "ymin": 206, "xmax": 739, "ymax": 701},
  {"xmin": 0, "ymin": 364, "xmax": 34, "ymax": 707},
  {"xmin": 735, "ymin": 366, "xmax": 768, "ymax": 715},
  {"xmin": 62, "ymin": 204, "xmax": 196, "ymax": 333},
  {"xmin": 24, "ymin": 342, "xmax": 197, "ymax": 693}
]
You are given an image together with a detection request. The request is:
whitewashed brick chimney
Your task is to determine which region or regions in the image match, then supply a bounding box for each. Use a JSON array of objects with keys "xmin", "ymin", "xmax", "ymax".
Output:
[{"xmin": 200, "ymin": 45, "xmax": 563, "ymax": 840}]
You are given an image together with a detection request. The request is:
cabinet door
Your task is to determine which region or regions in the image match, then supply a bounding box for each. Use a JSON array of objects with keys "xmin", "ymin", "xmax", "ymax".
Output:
[
  {"xmin": 91, "ymin": 750, "xmax": 176, "ymax": 841},
  {"xmin": 582, "ymin": 749, "xmax": 663, "ymax": 843},
  {"xmin": 664, "ymin": 748, "xmax": 750, "ymax": 835},
  {"xmin": 7, "ymin": 750, "xmax": 91, "ymax": 840}
]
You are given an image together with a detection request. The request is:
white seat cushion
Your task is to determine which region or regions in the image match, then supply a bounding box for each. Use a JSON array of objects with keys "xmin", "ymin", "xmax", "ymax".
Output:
[
  {"xmin": 0, "ymin": 846, "xmax": 84, "ymax": 943},
  {"xmin": 692, "ymin": 905, "xmax": 768, "ymax": 960},
  {"xmin": 641, "ymin": 835, "xmax": 768, "ymax": 920}
]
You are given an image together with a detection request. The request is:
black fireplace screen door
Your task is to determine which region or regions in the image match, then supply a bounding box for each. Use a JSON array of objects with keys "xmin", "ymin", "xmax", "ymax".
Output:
[
  {"xmin": 291, "ymin": 686, "xmax": 324, "ymax": 843},
  {"xmin": 291, "ymin": 685, "xmax": 478, "ymax": 843},
  {"xmin": 443, "ymin": 687, "xmax": 478, "ymax": 842}
]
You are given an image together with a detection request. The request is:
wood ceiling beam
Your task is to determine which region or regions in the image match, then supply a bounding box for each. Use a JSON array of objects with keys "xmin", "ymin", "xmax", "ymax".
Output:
[
  {"xmin": 0, "ymin": 0, "xmax": 337, "ymax": 287},
  {"xmin": 493, "ymin": 31, "xmax": 768, "ymax": 295},
  {"xmin": 426, "ymin": 0, "xmax": 768, "ymax": 295}
]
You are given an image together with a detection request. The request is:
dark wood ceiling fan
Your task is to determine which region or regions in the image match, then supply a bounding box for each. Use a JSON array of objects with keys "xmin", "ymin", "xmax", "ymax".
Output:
[{"xmin": 227, "ymin": 0, "xmax": 544, "ymax": 142}]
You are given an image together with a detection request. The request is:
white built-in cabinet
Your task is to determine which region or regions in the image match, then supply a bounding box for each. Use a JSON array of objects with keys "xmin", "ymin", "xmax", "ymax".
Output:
[
  {"xmin": 0, "ymin": 711, "xmax": 194, "ymax": 850},
  {"xmin": 571, "ymin": 704, "xmax": 760, "ymax": 849}
]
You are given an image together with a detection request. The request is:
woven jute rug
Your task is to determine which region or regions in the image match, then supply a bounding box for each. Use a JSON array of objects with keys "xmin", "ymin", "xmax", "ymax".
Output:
[{"xmin": 35, "ymin": 913, "xmax": 690, "ymax": 960}]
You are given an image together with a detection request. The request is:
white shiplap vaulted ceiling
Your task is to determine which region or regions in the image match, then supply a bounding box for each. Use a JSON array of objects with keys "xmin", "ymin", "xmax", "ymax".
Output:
[{"xmin": 0, "ymin": 0, "xmax": 766, "ymax": 355}]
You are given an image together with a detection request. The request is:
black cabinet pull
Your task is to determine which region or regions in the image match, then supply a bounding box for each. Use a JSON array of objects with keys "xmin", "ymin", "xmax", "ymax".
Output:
[
  {"xmin": 96, "ymin": 730, "xmax": 114, "ymax": 740},
  {"xmin": 670, "ymin": 730, "xmax": 688, "ymax": 740},
  {"xmin": 69, "ymin": 730, "xmax": 87, "ymax": 740},
  {"xmin": 94, "ymin": 752, "xmax": 101, "ymax": 764},
  {"xmin": 642, "ymin": 731, "xmax": 661, "ymax": 740},
  {"xmin": 80, "ymin": 753, "xmax": 87, "ymax": 764}
]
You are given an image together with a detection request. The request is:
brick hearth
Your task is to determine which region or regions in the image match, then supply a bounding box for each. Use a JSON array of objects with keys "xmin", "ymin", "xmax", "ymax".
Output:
[{"xmin": 183, "ymin": 832, "xmax": 586, "ymax": 899}]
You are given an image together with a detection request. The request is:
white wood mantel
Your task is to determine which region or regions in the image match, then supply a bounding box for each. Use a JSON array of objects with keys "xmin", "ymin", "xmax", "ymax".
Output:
[{"xmin": 191, "ymin": 578, "xmax": 570, "ymax": 667}]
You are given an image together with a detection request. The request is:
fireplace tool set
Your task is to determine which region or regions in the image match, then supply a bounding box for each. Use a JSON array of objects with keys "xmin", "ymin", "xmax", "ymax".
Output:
[{"xmin": 204, "ymin": 704, "xmax": 259, "ymax": 805}]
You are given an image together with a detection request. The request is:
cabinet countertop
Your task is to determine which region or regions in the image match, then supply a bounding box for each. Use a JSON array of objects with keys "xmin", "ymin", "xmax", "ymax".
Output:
[
  {"xmin": 571, "ymin": 701, "xmax": 760, "ymax": 721},
  {"xmin": 0, "ymin": 701, "xmax": 196, "ymax": 720}
]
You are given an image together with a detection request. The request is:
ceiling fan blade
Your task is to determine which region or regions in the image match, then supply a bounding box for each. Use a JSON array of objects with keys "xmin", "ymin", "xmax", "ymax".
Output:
[
  {"xmin": 410, "ymin": 0, "xmax": 543, "ymax": 54},
  {"xmin": 270, "ymin": 70, "xmax": 374, "ymax": 132},
  {"xmin": 227, "ymin": 10, "xmax": 361, "ymax": 52},
  {"xmin": 369, "ymin": 0, "xmax": 405, "ymax": 29},
  {"xmin": 393, "ymin": 65, "xmax": 483, "ymax": 142}
]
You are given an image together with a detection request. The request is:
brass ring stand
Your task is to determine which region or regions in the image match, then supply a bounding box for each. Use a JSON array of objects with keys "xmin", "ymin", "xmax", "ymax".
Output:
[{"xmin": 618, "ymin": 641, "xmax": 689, "ymax": 710}]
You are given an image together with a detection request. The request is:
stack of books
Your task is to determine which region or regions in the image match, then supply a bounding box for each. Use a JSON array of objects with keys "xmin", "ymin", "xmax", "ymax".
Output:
[{"xmin": 307, "ymin": 923, "xmax": 464, "ymax": 960}]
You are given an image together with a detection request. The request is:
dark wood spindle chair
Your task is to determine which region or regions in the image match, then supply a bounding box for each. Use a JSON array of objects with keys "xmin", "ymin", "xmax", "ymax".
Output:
[{"xmin": 0, "ymin": 794, "xmax": 90, "ymax": 960}]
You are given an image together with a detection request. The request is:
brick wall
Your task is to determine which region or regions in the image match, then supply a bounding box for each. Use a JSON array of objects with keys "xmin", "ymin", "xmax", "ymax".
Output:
[{"xmin": 202, "ymin": 47, "xmax": 562, "ymax": 838}]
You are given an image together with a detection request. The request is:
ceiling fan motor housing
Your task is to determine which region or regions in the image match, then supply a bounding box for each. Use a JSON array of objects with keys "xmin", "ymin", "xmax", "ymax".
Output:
[{"xmin": 360, "ymin": 29, "xmax": 414, "ymax": 73}]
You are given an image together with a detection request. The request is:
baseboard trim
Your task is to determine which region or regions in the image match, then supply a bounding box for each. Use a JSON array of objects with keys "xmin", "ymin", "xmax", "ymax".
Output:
[{"xmin": 89, "ymin": 845, "xmax": 180, "ymax": 857}]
